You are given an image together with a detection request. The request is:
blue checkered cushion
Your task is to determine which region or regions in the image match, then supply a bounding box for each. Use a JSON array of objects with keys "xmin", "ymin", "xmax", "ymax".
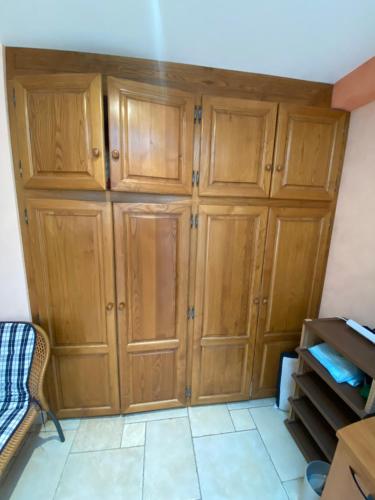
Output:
[{"xmin": 0, "ymin": 323, "xmax": 36, "ymax": 452}]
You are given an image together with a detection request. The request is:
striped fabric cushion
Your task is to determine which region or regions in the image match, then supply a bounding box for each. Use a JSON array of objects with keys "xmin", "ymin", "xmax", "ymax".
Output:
[{"xmin": 0, "ymin": 323, "xmax": 36, "ymax": 452}]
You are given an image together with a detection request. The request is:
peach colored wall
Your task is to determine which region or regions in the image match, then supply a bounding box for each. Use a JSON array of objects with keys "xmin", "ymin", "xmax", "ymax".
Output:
[
  {"xmin": 332, "ymin": 57, "xmax": 375, "ymax": 111},
  {"xmin": 320, "ymin": 100, "xmax": 375, "ymax": 327},
  {"xmin": 0, "ymin": 45, "xmax": 30, "ymax": 321}
]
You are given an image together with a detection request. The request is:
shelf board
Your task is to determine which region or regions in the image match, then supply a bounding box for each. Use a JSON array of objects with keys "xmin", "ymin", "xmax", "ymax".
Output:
[
  {"xmin": 285, "ymin": 419, "xmax": 326, "ymax": 463},
  {"xmin": 293, "ymin": 371, "xmax": 358, "ymax": 431},
  {"xmin": 304, "ymin": 318, "xmax": 375, "ymax": 379},
  {"xmin": 289, "ymin": 396, "xmax": 337, "ymax": 462},
  {"xmin": 298, "ymin": 348, "xmax": 367, "ymax": 418}
]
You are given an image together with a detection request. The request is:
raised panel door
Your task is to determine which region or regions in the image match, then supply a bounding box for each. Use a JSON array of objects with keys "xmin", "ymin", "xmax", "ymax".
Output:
[
  {"xmin": 252, "ymin": 207, "xmax": 331, "ymax": 398},
  {"xmin": 27, "ymin": 198, "xmax": 119, "ymax": 417},
  {"xmin": 114, "ymin": 202, "xmax": 191, "ymax": 412},
  {"xmin": 108, "ymin": 78, "xmax": 195, "ymax": 194},
  {"xmin": 14, "ymin": 74, "xmax": 106, "ymax": 190},
  {"xmin": 191, "ymin": 205, "xmax": 268, "ymax": 404},
  {"xmin": 199, "ymin": 96, "xmax": 277, "ymax": 197},
  {"xmin": 271, "ymin": 104, "xmax": 347, "ymax": 200}
]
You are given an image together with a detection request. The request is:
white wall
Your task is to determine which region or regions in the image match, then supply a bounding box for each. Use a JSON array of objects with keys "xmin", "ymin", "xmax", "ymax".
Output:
[
  {"xmin": 320, "ymin": 100, "xmax": 375, "ymax": 327},
  {"xmin": 0, "ymin": 45, "xmax": 30, "ymax": 321}
]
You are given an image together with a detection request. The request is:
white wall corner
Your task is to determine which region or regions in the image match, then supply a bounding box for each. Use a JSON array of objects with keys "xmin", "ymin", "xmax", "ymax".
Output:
[{"xmin": 0, "ymin": 44, "xmax": 31, "ymax": 321}]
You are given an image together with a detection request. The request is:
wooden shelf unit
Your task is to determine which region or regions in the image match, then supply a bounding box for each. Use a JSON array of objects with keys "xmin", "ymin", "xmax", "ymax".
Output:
[{"xmin": 286, "ymin": 318, "xmax": 375, "ymax": 463}]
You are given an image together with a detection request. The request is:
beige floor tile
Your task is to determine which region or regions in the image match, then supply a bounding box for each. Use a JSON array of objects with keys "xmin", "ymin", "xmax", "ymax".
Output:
[
  {"xmin": 143, "ymin": 417, "xmax": 200, "ymax": 500},
  {"xmin": 0, "ymin": 431, "xmax": 75, "ymax": 500},
  {"xmin": 194, "ymin": 430, "xmax": 288, "ymax": 499},
  {"xmin": 189, "ymin": 404, "xmax": 234, "ymax": 437},
  {"xmin": 121, "ymin": 422, "xmax": 145, "ymax": 448},
  {"xmin": 227, "ymin": 397, "xmax": 276, "ymax": 410},
  {"xmin": 71, "ymin": 416, "xmax": 123, "ymax": 452},
  {"xmin": 230, "ymin": 409, "xmax": 256, "ymax": 431},
  {"xmin": 40, "ymin": 418, "xmax": 81, "ymax": 433},
  {"xmin": 250, "ymin": 406, "xmax": 306, "ymax": 481},
  {"xmin": 124, "ymin": 407, "xmax": 187, "ymax": 423},
  {"xmin": 55, "ymin": 447, "xmax": 143, "ymax": 500},
  {"xmin": 283, "ymin": 478, "xmax": 304, "ymax": 499}
]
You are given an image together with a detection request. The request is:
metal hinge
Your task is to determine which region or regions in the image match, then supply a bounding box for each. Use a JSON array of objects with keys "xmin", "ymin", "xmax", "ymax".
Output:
[
  {"xmin": 12, "ymin": 88, "xmax": 16, "ymax": 107},
  {"xmin": 18, "ymin": 160, "xmax": 23, "ymax": 178},
  {"xmin": 24, "ymin": 208, "xmax": 29, "ymax": 224},
  {"xmin": 185, "ymin": 387, "xmax": 192, "ymax": 399},
  {"xmin": 194, "ymin": 105, "xmax": 202, "ymax": 124},
  {"xmin": 190, "ymin": 214, "xmax": 198, "ymax": 228},
  {"xmin": 192, "ymin": 170, "xmax": 200, "ymax": 186},
  {"xmin": 187, "ymin": 306, "xmax": 195, "ymax": 320}
]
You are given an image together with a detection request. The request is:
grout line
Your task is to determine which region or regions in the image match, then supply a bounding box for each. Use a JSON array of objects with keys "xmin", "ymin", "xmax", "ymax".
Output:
[
  {"xmin": 73, "ymin": 445, "xmax": 143, "ymax": 454},
  {"xmin": 249, "ymin": 416, "xmax": 286, "ymax": 487},
  {"xmin": 193, "ymin": 428, "xmax": 258, "ymax": 439},
  {"xmin": 141, "ymin": 422, "xmax": 147, "ymax": 500},
  {"xmin": 123, "ymin": 414, "xmax": 188, "ymax": 424},
  {"xmin": 51, "ymin": 430, "xmax": 77, "ymax": 500},
  {"xmin": 227, "ymin": 408, "xmax": 237, "ymax": 432},
  {"xmin": 188, "ymin": 407, "xmax": 202, "ymax": 500}
]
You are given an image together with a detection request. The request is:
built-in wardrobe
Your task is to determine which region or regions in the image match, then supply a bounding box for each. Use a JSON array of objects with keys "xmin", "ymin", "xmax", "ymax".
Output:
[{"xmin": 6, "ymin": 47, "xmax": 349, "ymax": 418}]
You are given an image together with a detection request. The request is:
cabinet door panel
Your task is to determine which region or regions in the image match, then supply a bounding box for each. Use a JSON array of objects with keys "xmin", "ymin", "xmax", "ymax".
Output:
[
  {"xmin": 191, "ymin": 205, "xmax": 268, "ymax": 404},
  {"xmin": 114, "ymin": 202, "xmax": 191, "ymax": 412},
  {"xmin": 199, "ymin": 96, "xmax": 277, "ymax": 197},
  {"xmin": 15, "ymin": 74, "xmax": 105, "ymax": 190},
  {"xmin": 28, "ymin": 199, "xmax": 119, "ymax": 417},
  {"xmin": 109, "ymin": 78, "xmax": 195, "ymax": 194},
  {"xmin": 252, "ymin": 207, "xmax": 331, "ymax": 398},
  {"xmin": 271, "ymin": 105, "xmax": 347, "ymax": 200}
]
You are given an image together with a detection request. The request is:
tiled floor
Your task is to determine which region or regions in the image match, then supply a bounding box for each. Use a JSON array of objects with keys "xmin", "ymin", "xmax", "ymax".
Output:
[{"xmin": 0, "ymin": 399, "xmax": 306, "ymax": 500}]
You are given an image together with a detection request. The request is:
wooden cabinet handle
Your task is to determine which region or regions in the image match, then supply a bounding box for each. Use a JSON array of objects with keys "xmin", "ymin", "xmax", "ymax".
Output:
[
  {"xmin": 118, "ymin": 302, "xmax": 125, "ymax": 310},
  {"xmin": 276, "ymin": 165, "xmax": 284, "ymax": 172},
  {"xmin": 112, "ymin": 149, "xmax": 120, "ymax": 160},
  {"xmin": 262, "ymin": 298, "xmax": 268, "ymax": 305},
  {"xmin": 265, "ymin": 164, "xmax": 272, "ymax": 171},
  {"xmin": 106, "ymin": 302, "xmax": 114, "ymax": 311},
  {"xmin": 253, "ymin": 297, "xmax": 260, "ymax": 305},
  {"xmin": 92, "ymin": 147, "xmax": 100, "ymax": 158}
]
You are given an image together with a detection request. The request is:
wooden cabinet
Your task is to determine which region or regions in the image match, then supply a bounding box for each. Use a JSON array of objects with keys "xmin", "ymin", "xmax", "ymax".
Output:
[
  {"xmin": 251, "ymin": 207, "xmax": 331, "ymax": 398},
  {"xmin": 27, "ymin": 199, "xmax": 119, "ymax": 417},
  {"xmin": 191, "ymin": 205, "xmax": 268, "ymax": 404},
  {"xmin": 271, "ymin": 104, "xmax": 347, "ymax": 200},
  {"xmin": 199, "ymin": 96, "xmax": 277, "ymax": 198},
  {"xmin": 14, "ymin": 74, "xmax": 106, "ymax": 190},
  {"xmin": 114, "ymin": 202, "xmax": 191, "ymax": 412},
  {"xmin": 108, "ymin": 78, "xmax": 196, "ymax": 194},
  {"xmin": 7, "ymin": 56, "xmax": 349, "ymax": 416}
]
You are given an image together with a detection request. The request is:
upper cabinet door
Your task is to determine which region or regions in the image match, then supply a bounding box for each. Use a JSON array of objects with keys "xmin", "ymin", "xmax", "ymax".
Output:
[
  {"xmin": 108, "ymin": 77, "xmax": 195, "ymax": 194},
  {"xmin": 199, "ymin": 96, "xmax": 278, "ymax": 198},
  {"xmin": 271, "ymin": 104, "xmax": 347, "ymax": 200},
  {"xmin": 14, "ymin": 74, "xmax": 106, "ymax": 190}
]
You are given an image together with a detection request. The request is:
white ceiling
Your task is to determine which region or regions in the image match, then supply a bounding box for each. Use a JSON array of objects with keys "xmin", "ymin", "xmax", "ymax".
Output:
[{"xmin": 1, "ymin": 0, "xmax": 375, "ymax": 83}]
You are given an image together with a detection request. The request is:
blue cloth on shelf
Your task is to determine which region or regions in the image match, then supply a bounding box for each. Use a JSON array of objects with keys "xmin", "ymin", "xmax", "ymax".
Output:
[{"xmin": 308, "ymin": 342, "xmax": 364, "ymax": 387}]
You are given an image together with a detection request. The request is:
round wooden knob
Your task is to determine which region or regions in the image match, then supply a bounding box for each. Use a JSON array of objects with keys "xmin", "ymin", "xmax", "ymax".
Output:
[
  {"xmin": 106, "ymin": 302, "xmax": 114, "ymax": 311},
  {"xmin": 111, "ymin": 149, "xmax": 120, "ymax": 160},
  {"xmin": 276, "ymin": 165, "xmax": 284, "ymax": 172},
  {"xmin": 253, "ymin": 297, "xmax": 260, "ymax": 305},
  {"xmin": 118, "ymin": 302, "xmax": 125, "ymax": 310},
  {"xmin": 262, "ymin": 298, "xmax": 268, "ymax": 305},
  {"xmin": 265, "ymin": 164, "xmax": 272, "ymax": 171},
  {"xmin": 92, "ymin": 147, "xmax": 100, "ymax": 158}
]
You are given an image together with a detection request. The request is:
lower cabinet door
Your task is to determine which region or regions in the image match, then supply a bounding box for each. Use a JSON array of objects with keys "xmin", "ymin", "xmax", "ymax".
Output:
[
  {"xmin": 191, "ymin": 205, "xmax": 268, "ymax": 405},
  {"xmin": 251, "ymin": 207, "xmax": 331, "ymax": 398},
  {"xmin": 27, "ymin": 198, "xmax": 120, "ymax": 417},
  {"xmin": 114, "ymin": 201, "xmax": 191, "ymax": 413}
]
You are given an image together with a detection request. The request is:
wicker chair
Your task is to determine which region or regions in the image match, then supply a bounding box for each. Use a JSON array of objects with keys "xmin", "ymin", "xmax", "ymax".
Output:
[{"xmin": 0, "ymin": 323, "xmax": 64, "ymax": 477}]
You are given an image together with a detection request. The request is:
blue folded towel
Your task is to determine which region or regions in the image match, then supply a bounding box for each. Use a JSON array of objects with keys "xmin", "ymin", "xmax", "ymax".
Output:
[{"xmin": 308, "ymin": 343, "xmax": 364, "ymax": 387}]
